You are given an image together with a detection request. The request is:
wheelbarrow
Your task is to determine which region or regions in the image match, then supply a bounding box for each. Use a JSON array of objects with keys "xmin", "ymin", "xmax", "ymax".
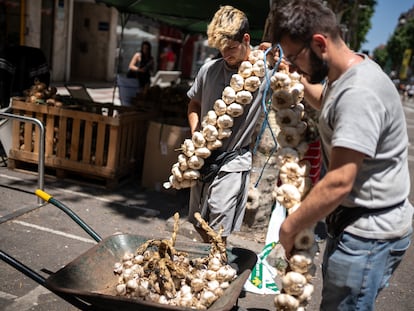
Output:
[{"xmin": 0, "ymin": 190, "xmax": 257, "ymax": 311}]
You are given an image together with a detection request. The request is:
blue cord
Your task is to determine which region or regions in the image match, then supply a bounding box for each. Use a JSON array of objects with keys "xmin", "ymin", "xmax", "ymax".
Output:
[{"xmin": 252, "ymin": 44, "xmax": 284, "ymax": 188}]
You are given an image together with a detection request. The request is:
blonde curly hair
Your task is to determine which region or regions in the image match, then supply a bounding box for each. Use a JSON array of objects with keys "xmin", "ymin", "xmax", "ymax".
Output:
[{"xmin": 207, "ymin": 6, "xmax": 249, "ymax": 50}]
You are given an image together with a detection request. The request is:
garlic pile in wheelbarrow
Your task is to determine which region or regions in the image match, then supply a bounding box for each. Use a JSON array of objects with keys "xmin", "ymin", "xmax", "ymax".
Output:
[
  {"xmin": 163, "ymin": 49, "xmax": 265, "ymax": 190},
  {"xmin": 112, "ymin": 213, "xmax": 238, "ymax": 309},
  {"xmin": 269, "ymin": 68, "xmax": 318, "ymax": 310}
]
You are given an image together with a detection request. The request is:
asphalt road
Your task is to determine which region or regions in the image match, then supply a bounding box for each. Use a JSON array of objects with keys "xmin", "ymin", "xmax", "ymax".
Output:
[{"xmin": 1, "ymin": 96, "xmax": 414, "ymax": 311}]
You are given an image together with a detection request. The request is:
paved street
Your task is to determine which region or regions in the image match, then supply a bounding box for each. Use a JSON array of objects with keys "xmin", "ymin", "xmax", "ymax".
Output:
[{"xmin": 0, "ymin": 94, "xmax": 414, "ymax": 310}]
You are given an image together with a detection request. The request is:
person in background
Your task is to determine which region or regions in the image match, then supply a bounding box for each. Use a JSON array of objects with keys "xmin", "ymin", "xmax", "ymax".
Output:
[
  {"xmin": 160, "ymin": 44, "xmax": 176, "ymax": 71},
  {"xmin": 186, "ymin": 5, "xmax": 265, "ymax": 243},
  {"xmin": 270, "ymin": 1, "xmax": 413, "ymax": 310},
  {"xmin": 128, "ymin": 41, "xmax": 154, "ymax": 92}
]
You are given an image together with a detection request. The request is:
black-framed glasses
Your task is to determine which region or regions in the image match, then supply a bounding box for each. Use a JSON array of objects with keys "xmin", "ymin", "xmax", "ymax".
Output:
[{"xmin": 284, "ymin": 44, "xmax": 308, "ymax": 67}]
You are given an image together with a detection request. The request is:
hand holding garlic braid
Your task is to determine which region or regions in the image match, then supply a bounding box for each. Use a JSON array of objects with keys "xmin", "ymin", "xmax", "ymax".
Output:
[
  {"xmin": 163, "ymin": 50, "xmax": 266, "ymax": 190},
  {"xmin": 268, "ymin": 67, "xmax": 318, "ymax": 310}
]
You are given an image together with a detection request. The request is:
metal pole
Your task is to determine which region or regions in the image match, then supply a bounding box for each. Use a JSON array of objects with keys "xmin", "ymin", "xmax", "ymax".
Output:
[{"xmin": 0, "ymin": 112, "xmax": 45, "ymax": 204}]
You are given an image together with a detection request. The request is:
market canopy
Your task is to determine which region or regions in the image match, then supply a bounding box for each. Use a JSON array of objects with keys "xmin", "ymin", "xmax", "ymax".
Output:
[{"xmin": 95, "ymin": 0, "xmax": 270, "ymax": 42}]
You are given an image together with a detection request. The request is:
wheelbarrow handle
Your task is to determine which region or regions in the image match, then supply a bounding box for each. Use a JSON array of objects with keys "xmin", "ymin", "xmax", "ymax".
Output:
[
  {"xmin": 35, "ymin": 189, "xmax": 102, "ymax": 243},
  {"xmin": 0, "ymin": 250, "xmax": 94, "ymax": 310}
]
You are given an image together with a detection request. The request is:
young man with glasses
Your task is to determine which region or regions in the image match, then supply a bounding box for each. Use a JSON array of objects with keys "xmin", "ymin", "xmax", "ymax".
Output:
[
  {"xmin": 186, "ymin": 6, "xmax": 265, "ymax": 243},
  {"xmin": 270, "ymin": 0, "xmax": 413, "ymax": 310}
]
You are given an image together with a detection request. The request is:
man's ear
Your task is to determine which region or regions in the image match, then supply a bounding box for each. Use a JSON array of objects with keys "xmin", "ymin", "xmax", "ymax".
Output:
[
  {"xmin": 243, "ymin": 33, "xmax": 250, "ymax": 44},
  {"xmin": 311, "ymin": 34, "xmax": 327, "ymax": 53}
]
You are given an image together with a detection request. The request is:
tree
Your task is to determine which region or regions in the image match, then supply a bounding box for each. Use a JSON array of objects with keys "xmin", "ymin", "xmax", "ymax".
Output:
[
  {"xmin": 372, "ymin": 46, "xmax": 388, "ymax": 68},
  {"xmin": 340, "ymin": 0, "xmax": 376, "ymax": 51},
  {"xmin": 385, "ymin": 17, "xmax": 414, "ymax": 76}
]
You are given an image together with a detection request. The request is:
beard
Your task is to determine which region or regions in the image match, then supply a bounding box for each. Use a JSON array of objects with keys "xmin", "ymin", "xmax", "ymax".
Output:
[{"xmin": 308, "ymin": 49, "xmax": 329, "ymax": 84}]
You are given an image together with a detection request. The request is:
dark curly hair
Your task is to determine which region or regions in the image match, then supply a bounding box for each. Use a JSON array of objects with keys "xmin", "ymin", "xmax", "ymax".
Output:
[{"xmin": 271, "ymin": 0, "xmax": 341, "ymax": 45}]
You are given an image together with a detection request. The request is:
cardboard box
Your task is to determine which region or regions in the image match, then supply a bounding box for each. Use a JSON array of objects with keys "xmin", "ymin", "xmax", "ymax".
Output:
[{"xmin": 142, "ymin": 121, "xmax": 190, "ymax": 191}]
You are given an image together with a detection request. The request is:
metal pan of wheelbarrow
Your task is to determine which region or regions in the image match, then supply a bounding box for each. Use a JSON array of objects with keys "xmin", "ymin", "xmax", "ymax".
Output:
[{"xmin": 1, "ymin": 190, "xmax": 257, "ymax": 311}]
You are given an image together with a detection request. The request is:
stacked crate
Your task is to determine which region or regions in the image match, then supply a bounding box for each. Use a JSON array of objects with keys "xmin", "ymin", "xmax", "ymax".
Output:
[{"xmin": 8, "ymin": 99, "xmax": 151, "ymax": 188}]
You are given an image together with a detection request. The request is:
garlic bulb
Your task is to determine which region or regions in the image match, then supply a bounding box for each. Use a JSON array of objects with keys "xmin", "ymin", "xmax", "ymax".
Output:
[
  {"xmin": 274, "ymin": 183, "xmax": 302, "ymax": 209},
  {"xmin": 270, "ymin": 72, "xmax": 290, "ymax": 90},
  {"xmin": 192, "ymin": 131, "xmax": 206, "ymax": 148},
  {"xmin": 246, "ymin": 186, "xmax": 260, "ymax": 210},
  {"xmin": 123, "ymin": 252, "xmax": 134, "ymax": 261},
  {"xmin": 116, "ymin": 283, "xmax": 127, "ymax": 295},
  {"xmin": 248, "ymin": 49, "xmax": 264, "ymax": 63},
  {"xmin": 238, "ymin": 60, "xmax": 253, "ymax": 78},
  {"xmin": 289, "ymin": 251, "xmax": 313, "ymax": 274},
  {"xmin": 191, "ymin": 278, "xmax": 205, "ymax": 292},
  {"xmin": 113, "ymin": 262, "xmax": 123, "ymax": 274},
  {"xmin": 290, "ymin": 83, "xmax": 305, "ymax": 102},
  {"xmin": 235, "ymin": 90, "xmax": 253, "ymax": 105},
  {"xmin": 226, "ymin": 102, "xmax": 244, "ymax": 117},
  {"xmin": 217, "ymin": 114, "xmax": 234, "ymax": 129},
  {"xmin": 282, "ymin": 271, "xmax": 307, "ymax": 296},
  {"xmin": 274, "ymin": 293, "xmax": 299, "ymax": 311},
  {"xmin": 203, "ymin": 110, "xmax": 218, "ymax": 126},
  {"xmin": 200, "ymin": 290, "xmax": 217, "ymax": 306},
  {"xmin": 275, "ymin": 147, "xmax": 300, "ymax": 166},
  {"xmin": 194, "ymin": 147, "xmax": 211, "ymax": 159},
  {"xmin": 294, "ymin": 227, "xmax": 315, "ymax": 250},
  {"xmin": 217, "ymin": 128, "xmax": 232, "ymax": 140},
  {"xmin": 296, "ymin": 141, "xmax": 309, "ymax": 159},
  {"xmin": 213, "ymin": 99, "xmax": 227, "ymax": 116},
  {"xmin": 126, "ymin": 278, "xmax": 139, "ymax": 290},
  {"xmin": 244, "ymin": 76, "xmax": 261, "ymax": 92},
  {"xmin": 252, "ymin": 60, "xmax": 265, "ymax": 78},
  {"xmin": 272, "ymin": 89, "xmax": 294, "ymax": 110},
  {"xmin": 171, "ymin": 163, "xmax": 184, "ymax": 182},
  {"xmin": 230, "ymin": 74, "xmax": 245, "ymax": 92},
  {"xmin": 208, "ymin": 256, "xmax": 222, "ymax": 271},
  {"xmin": 180, "ymin": 178, "xmax": 197, "ymax": 188},
  {"xmin": 207, "ymin": 139, "xmax": 222, "ymax": 150},
  {"xmin": 216, "ymin": 265, "xmax": 237, "ymax": 282},
  {"xmin": 187, "ymin": 155, "xmax": 205, "ymax": 170},
  {"xmin": 222, "ymin": 86, "xmax": 236, "ymax": 105},
  {"xmin": 297, "ymin": 283, "xmax": 314, "ymax": 303},
  {"xmin": 202, "ymin": 124, "xmax": 219, "ymax": 142},
  {"xmin": 277, "ymin": 126, "xmax": 302, "ymax": 148},
  {"xmin": 183, "ymin": 169, "xmax": 200, "ymax": 180},
  {"xmin": 181, "ymin": 139, "xmax": 195, "ymax": 157},
  {"xmin": 276, "ymin": 108, "xmax": 300, "ymax": 127},
  {"xmin": 177, "ymin": 153, "xmax": 189, "ymax": 171}
]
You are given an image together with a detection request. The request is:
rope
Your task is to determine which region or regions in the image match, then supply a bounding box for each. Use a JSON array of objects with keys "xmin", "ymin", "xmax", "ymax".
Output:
[{"xmin": 252, "ymin": 44, "xmax": 283, "ymax": 188}]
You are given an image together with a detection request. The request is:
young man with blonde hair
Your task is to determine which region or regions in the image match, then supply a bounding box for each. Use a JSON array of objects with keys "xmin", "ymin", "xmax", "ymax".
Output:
[{"xmin": 187, "ymin": 6, "xmax": 265, "ymax": 242}]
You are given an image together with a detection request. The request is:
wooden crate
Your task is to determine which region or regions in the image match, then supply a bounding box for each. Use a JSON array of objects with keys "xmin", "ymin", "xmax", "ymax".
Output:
[{"xmin": 8, "ymin": 99, "xmax": 151, "ymax": 187}]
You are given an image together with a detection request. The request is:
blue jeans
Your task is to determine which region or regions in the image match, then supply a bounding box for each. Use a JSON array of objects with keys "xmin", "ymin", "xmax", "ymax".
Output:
[{"xmin": 321, "ymin": 230, "xmax": 412, "ymax": 311}]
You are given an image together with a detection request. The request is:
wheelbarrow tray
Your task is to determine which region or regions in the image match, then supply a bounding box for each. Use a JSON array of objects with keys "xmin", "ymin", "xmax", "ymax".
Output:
[{"xmin": 45, "ymin": 233, "xmax": 257, "ymax": 311}]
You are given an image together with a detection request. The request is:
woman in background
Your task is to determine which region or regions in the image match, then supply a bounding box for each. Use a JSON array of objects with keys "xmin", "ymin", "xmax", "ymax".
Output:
[{"xmin": 128, "ymin": 41, "xmax": 154, "ymax": 92}]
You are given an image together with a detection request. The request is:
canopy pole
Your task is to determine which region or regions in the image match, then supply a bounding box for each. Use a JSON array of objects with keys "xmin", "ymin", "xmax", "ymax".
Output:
[{"xmin": 112, "ymin": 12, "xmax": 131, "ymax": 104}]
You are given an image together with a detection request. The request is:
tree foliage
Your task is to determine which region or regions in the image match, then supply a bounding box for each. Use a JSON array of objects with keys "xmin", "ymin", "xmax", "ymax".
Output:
[
  {"xmin": 383, "ymin": 18, "xmax": 414, "ymax": 73},
  {"xmin": 327, "ymin": 0, "xmax": 376, "ymax": 51}
]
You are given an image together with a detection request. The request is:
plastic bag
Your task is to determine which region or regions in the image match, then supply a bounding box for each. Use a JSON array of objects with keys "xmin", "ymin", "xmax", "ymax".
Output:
[{"xmin": 243, "ymin": 202, "xmax": 286, "ymax": 294}]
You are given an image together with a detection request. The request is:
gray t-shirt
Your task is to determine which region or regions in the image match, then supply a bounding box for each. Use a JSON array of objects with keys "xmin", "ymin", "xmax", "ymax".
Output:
[
  {"xmin": 187, "ymin": 58, "xmax": 265, "ymax": 172},
  {"xmin": 319, "ymin": 54, "xmax": 413, "ymax": 239}
]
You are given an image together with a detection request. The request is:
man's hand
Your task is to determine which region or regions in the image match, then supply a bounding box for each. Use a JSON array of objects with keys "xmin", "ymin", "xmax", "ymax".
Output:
[{"xmin": 279, "ymin": 221, "xmax": 295, "ymax": 258}]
